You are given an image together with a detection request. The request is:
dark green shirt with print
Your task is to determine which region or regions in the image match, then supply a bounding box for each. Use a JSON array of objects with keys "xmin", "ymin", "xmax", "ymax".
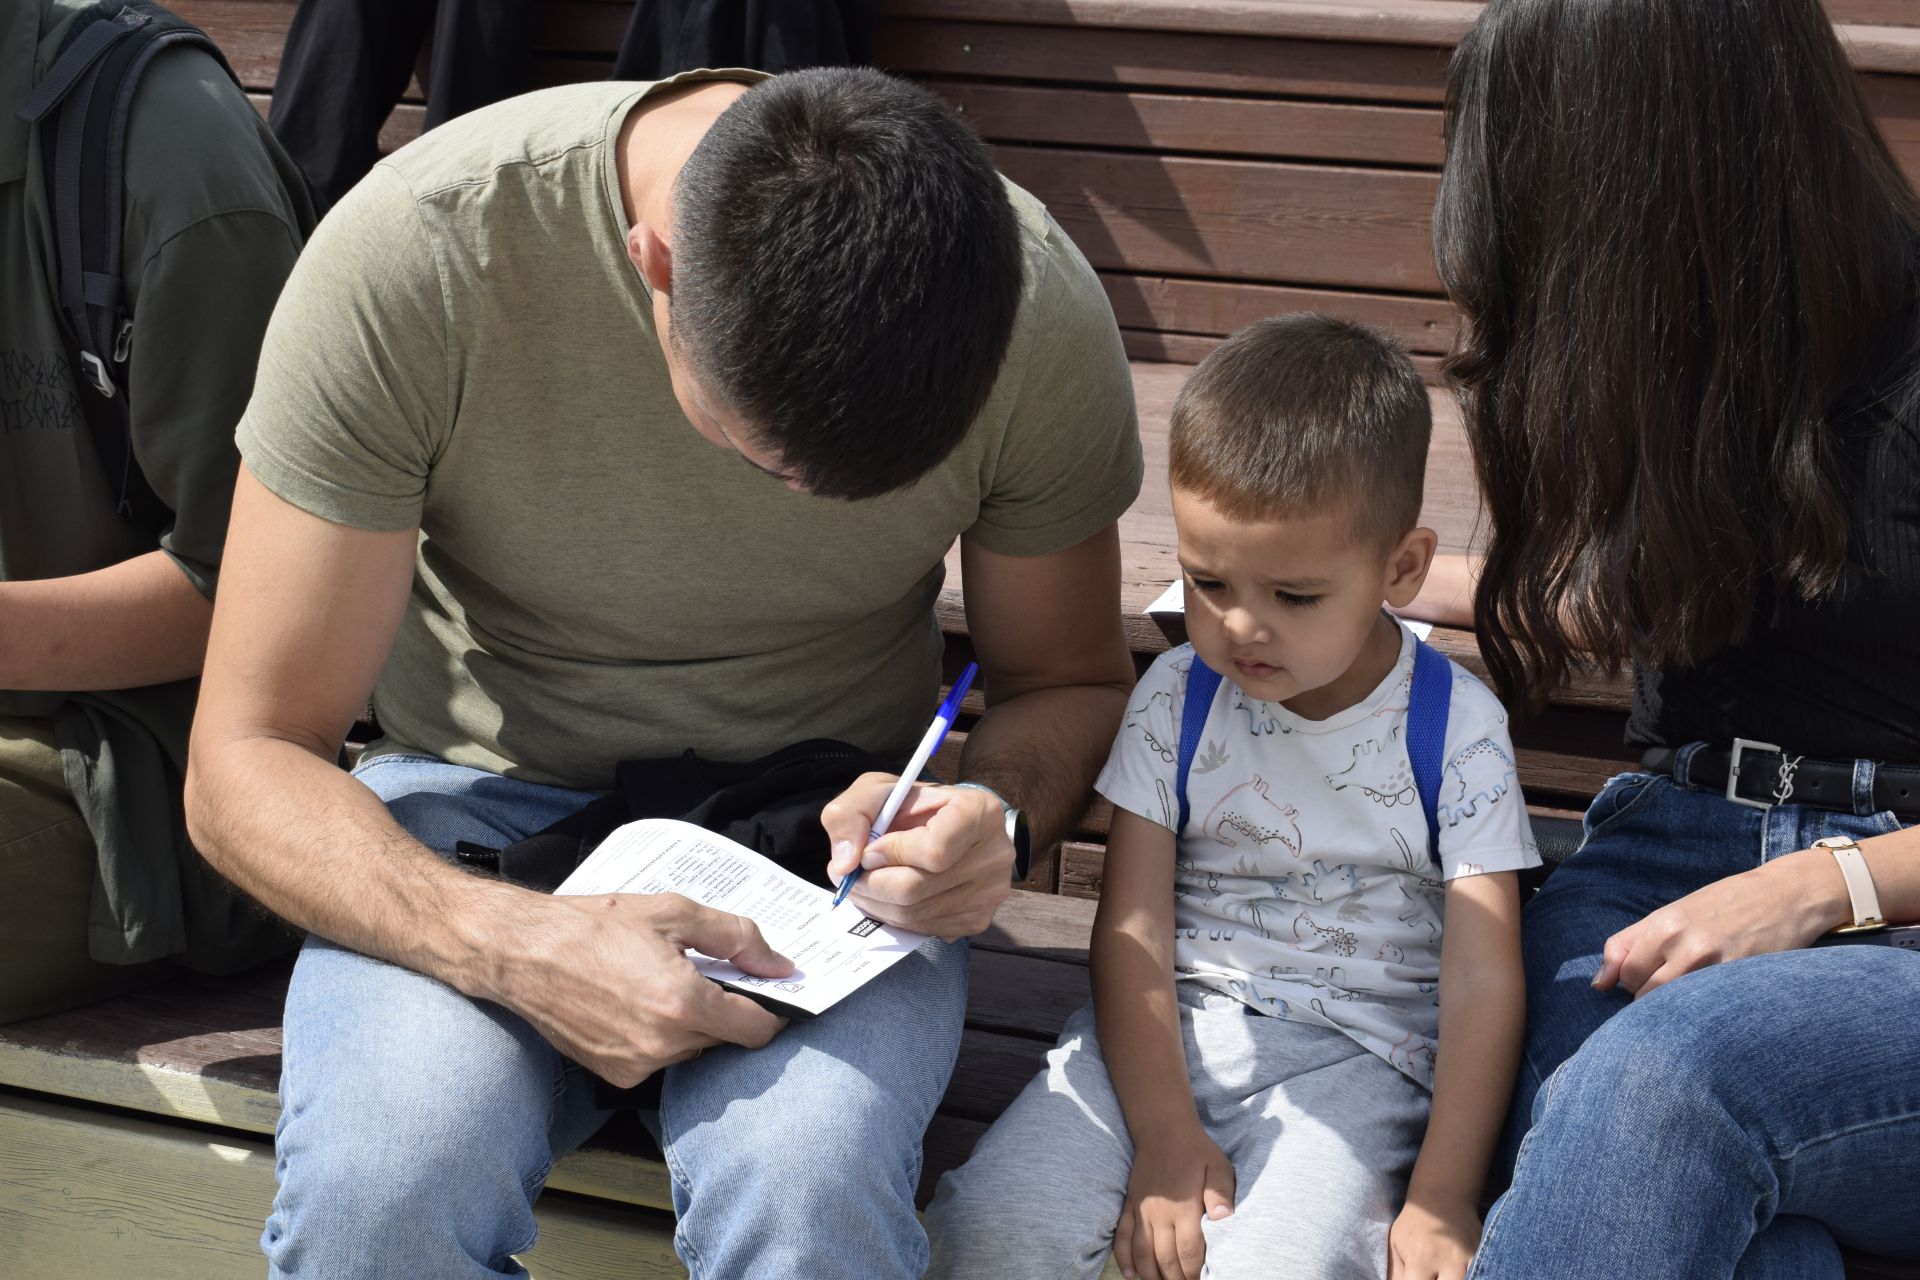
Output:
[{"xmin": 0, "ymin": 0, "xmax": 315, "ymax": 966}]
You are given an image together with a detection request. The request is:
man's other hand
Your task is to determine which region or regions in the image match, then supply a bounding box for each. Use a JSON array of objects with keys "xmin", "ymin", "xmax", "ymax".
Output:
[
  {"xmin": 821, "ymin": 774, "xmax": 1014, "ymax": 938},
  {"xmin": 508, "ymin": 892, "xmax": 792, "ymax": 1088}
]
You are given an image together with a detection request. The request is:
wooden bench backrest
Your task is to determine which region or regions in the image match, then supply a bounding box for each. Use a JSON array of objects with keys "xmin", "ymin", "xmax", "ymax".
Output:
[
  {"xmin": 874, "ymin": 1, "xmax": 1920, "ymax": 373},
  {"xmin": 195, "ymin": 0, "xmax": 1920, "ymax": 377}
]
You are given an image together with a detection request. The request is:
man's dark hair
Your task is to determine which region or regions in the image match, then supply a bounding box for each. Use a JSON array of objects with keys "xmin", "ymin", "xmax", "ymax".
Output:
[
  {"xmin": 1168, "ymin": 314, "xmax": 1431, "ymax": 546},
  {"xmin": 670, "ymin": 68, "xmax": 1023, "ymax": 499}
]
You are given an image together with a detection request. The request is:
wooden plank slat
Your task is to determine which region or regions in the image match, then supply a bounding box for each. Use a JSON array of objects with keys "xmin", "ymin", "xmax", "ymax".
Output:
[
  {"xmin": 1843, "ymin": 23, "xmax": 1920, "ymax": 73},
  {"xmin": 246, "ymin": 92, "xmax": 424, "ymax": 158},
  {"xmin": 876, "ymin": 19, "xmax": 1454, "ymax": 104},
  {"xmin": 1060, "ymin": 839, "xmax": 1110, "ymax": 899},
  {"xmin": 1105, "ymin": 274, "xmax": 1457, "ymax": 352},
  {"xmin": 884, "ymin": 0, "xmax": 1484, "ymax": 46},
  {"xmin": 965, "ymin": 949, "xmax": 1091, "ymax": 1036},
  {"xmin": 932, "ymin": 80, "xmax": 1444, "ymax": 167},
  {"xmin": 172, "ymin": 0, "xmax": 293, "ymax": 90},
  {"xmin": 973, "ymin": 889, "xmax": 1096, "ymax": 960},
  {"xmin": 1863, "ymin": 72, "xmax": 1920, "ymax": 188},
  {"xmin": 880, "ymin": 3, "xmax": 1920, "ymax": 75},
  {"xmin": 1826, "ymin": 0, "xmax": 1920, "ymax": 24},
  {"xmin": 994, "ymin": 147, "xmax": 1443, "ymax": 293}
]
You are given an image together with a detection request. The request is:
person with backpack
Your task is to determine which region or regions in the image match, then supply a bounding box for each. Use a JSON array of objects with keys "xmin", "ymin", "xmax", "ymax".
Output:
[
  {"xmin": 0, "ymin": 0, "xmax": 316, "ymax": 1022},
  {"xmin": 927, "ymin": 316, "xmax": 1539, "ymax": 1280}
]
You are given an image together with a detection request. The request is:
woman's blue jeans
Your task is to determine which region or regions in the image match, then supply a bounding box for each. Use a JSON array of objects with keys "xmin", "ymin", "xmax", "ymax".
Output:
[
  {"xmin": 1470, "ymin": 744, "xmax": 1920, "ymax": 1279},
  {"xmin": 261, "ymin": 753, "xmax": 968, "ymax": 1279}
]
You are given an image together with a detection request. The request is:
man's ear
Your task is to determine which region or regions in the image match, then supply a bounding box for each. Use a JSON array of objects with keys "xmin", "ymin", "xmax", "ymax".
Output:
[
  {"xmin": 1383, "ymin": 527, "xmax": 1440, "ymax": 609},
  {"xmin": 628, "ymin": 222, "xmax": 672, "ymax": 294}
]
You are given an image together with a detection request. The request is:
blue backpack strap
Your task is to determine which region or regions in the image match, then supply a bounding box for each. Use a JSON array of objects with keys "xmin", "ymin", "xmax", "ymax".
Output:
[
  {"xmin": 1175, "ymin": 654, "xmax": 1223, "ymax": 832},
  {"xmin": 1405, "ymin": 638, "xmax": 1453, "ymax": 868}
]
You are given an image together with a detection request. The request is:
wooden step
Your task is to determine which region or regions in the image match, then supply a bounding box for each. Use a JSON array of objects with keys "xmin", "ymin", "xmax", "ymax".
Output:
[{"xmin": 0, "ymin": 1094, "xmax": 687, "ymax": 1279}]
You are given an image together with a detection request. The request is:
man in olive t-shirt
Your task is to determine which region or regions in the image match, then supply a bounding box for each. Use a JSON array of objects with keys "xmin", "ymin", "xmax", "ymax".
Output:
[
  {"xmin": 188, "ymin": 68, "xmax": 1140, "ymax": 1276},
  {"xmin": 0, "ymin": 0, "xmax": 313, "ymax": 1023}
]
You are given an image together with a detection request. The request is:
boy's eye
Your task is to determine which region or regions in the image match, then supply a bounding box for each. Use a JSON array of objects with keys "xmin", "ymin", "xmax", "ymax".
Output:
[
  {"xmin": 1275, "ymin": 590, "xmax": 1322, "ymax": 608},
  {"xmin": 1185, "ymin": 575, "xmax": 1225, "ymax": 593}
]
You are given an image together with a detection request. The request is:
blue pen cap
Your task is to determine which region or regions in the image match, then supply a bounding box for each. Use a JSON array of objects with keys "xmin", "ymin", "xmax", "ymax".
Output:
[{"xmin": 938, "ymin": 662, "xmax": 979, "ymax": 724}]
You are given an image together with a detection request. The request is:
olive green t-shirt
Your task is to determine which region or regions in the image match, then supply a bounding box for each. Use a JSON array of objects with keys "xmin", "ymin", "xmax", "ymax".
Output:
[{"xmin": 238, "ymin": 73, "xmax": 1141, "ymax": 790}]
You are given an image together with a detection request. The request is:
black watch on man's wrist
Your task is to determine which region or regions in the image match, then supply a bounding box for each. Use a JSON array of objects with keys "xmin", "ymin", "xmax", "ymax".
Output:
[{"xmin": 956, "ymin": 782, "xmax": 1032, "ymax": 882}]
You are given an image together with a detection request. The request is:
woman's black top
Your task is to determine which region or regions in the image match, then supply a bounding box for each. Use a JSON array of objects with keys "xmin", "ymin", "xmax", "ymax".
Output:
[{"xmin": 1628, "ymin": 350, "xmax": 1920, "ymax": 763}]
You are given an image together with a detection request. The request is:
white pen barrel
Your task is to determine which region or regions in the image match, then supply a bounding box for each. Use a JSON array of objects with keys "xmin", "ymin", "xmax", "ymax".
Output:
[{"xmin": 871, "ymin": 714, "xmax": 951, "ymax": 838}]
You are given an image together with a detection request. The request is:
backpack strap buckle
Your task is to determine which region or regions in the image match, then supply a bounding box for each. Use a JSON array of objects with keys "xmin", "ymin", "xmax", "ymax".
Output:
[{"xmin": 78, "ymin": 350, "xmax": 116, "ymax": 398}]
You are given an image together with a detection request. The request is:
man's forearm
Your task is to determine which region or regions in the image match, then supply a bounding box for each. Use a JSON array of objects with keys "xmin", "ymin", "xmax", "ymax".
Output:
[
  {"xmin": 0, "ymin": 551, "xmax": 213, "ymax": 689},
  {"xmin": 957, "ymin": 679, "xmax": 1129, "ymax": 851},
  {"xmin": 186, "ymin": 735, "xmax": 528, "ymax": 1003}
]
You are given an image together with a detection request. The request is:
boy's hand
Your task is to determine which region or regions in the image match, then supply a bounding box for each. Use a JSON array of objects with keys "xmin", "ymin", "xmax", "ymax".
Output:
[
  {"xmin": 1387, "ymin": 1197, "xmax": 1481, "ymax": 1280},
  {"xmin": 1113, "ymin": 1129, "xmax": 1235, "ymax": 1280}
]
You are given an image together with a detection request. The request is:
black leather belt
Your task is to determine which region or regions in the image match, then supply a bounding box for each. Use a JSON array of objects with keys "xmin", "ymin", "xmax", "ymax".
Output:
[{"xmin": 1643, "ymin": 740, "xmax": 1920, "ymax": 820}]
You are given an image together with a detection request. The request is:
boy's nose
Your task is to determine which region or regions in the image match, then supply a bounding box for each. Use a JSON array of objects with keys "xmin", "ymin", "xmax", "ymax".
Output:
[{"xmin": 1222, "ymin": 607, "xmax": 1266, "ymax": 644}]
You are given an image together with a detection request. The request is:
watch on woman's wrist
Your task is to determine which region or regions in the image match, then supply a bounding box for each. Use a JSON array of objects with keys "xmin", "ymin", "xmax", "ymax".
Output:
[
  {"xmin": 954, "ymin": 781, "xmax": 1032, "ymax": 882},
  {"xmin": 1811, "ymin": 836, "xmax": 1887, "ymax": 933}
]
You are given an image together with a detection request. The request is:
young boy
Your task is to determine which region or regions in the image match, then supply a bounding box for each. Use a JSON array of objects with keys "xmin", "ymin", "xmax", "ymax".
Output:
[{"xmin": 925, "ymin": 315, "xmax": 1538, "ymax": 1280}]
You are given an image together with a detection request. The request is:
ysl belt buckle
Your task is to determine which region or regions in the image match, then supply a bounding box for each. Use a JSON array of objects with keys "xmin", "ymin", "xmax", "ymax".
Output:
[{"xmin": 1727, "ymin": 737, "xmax": 1788, "ymax": 811}]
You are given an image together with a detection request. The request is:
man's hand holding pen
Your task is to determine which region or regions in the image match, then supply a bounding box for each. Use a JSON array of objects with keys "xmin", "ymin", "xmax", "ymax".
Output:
[{"xmin": 822, "ymin": 778, "xmax": 1016, "ymax": 939}]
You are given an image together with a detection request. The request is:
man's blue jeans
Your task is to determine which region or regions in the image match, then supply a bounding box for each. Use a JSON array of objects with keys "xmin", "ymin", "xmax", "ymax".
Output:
[
  {"xmin": 1471, "ymin": 745, "xmax": 1920, "ymax": 1279},
  {"xmin": 262, "ymin": 753, "xmax": 968, "ymax": 1279}
]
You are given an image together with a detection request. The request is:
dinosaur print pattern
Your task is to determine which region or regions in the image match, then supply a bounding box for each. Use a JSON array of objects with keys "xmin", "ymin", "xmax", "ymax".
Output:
[
  {"xmin": 1438, "ymin": 737, "xmax": 1518, "ymax": 828},
  {"xmin": 1324, "ymin": 725, "xmax": 1418, "ymax": 808},
  {"xmin": 1202, "ymin": 777, "xmax": 1303, "ymax": 855},
  {"xmin": 1124, "ymin": 688, "xmax": 1178, "ymax": 764},
  {"xmin": 1231, "ymin": 690, "xmax": 1284, "ymax": 737},
  {"xmin": 1291, "ymin": 910, "xmax": 1358, "ymax": 957}
]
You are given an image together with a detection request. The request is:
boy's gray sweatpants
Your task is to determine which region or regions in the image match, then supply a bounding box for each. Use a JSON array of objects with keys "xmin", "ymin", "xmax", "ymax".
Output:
[{"xmin": 925, "ymin": 988, "xmax": 1430, "ymax": 1279}]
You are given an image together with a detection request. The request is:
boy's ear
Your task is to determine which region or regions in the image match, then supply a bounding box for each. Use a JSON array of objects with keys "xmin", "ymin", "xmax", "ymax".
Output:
[
  {"xmin": 628, "ymin": 222, "xmax": 672, "ymax": 294},
  {"xmin": 1382, "ymin": 527, "xmax": 1439, "ymax": 609}
]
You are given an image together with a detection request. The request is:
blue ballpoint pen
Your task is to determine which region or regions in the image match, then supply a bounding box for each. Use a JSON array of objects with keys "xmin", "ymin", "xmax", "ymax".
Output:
[{"xmin": 831, "ymin": 662, "xmax": 979, "ymax": 908}]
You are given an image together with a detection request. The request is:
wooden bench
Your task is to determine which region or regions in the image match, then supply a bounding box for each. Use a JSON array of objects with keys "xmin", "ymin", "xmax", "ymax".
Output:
[{"xmin": 6, "ymin": 2, "xmax": 1917, "ymax": 1275}]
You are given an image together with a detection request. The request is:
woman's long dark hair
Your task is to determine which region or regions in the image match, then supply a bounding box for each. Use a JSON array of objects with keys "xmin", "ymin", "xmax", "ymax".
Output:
[{"xmin": 1436, "ymin": 0, "xmax": 1920, "ymax": 709}]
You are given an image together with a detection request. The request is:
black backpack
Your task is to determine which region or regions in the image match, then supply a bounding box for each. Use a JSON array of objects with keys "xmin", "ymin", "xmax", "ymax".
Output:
[{"xmin": 14, "ymin": 0, "xmax": 239, "ymax": 531}]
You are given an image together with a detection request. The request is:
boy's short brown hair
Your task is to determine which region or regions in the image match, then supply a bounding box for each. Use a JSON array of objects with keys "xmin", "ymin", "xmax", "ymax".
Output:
[{"xmin": 1168, "ymin": 314, "xmax": 1430, "ymax": 545}]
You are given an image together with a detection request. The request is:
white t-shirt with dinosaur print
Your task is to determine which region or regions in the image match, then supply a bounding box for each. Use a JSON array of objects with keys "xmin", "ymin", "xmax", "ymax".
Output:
[{"xmin": 1094, "ymin": 621, "xmax": 1540, "ymax": 1089}]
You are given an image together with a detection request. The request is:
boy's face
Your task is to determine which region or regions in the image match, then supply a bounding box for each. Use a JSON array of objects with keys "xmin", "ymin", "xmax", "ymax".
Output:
[{"xmin": 1172, "ymin": 485, "xmax": 1435, "ymax": 720}]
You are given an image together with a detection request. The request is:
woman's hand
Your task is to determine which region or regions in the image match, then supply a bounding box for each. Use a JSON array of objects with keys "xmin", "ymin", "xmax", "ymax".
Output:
[
  {"xmin": 1388, "ymin": 1196, "xmax": 1481, "ymax": 1280},
  {"xmin": 1112, "ymin": 1127, "xmax": 1236, "ymax": 1280},
  {"xmin": 1593, "ymin": 849, "xmax": 1849, "ymax": 998}
]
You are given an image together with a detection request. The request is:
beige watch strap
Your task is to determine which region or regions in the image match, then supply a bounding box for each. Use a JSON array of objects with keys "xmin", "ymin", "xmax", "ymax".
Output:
[{"xmin": 1819, "ymin": 838, "xmax": 1886, "ymax": 932}]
